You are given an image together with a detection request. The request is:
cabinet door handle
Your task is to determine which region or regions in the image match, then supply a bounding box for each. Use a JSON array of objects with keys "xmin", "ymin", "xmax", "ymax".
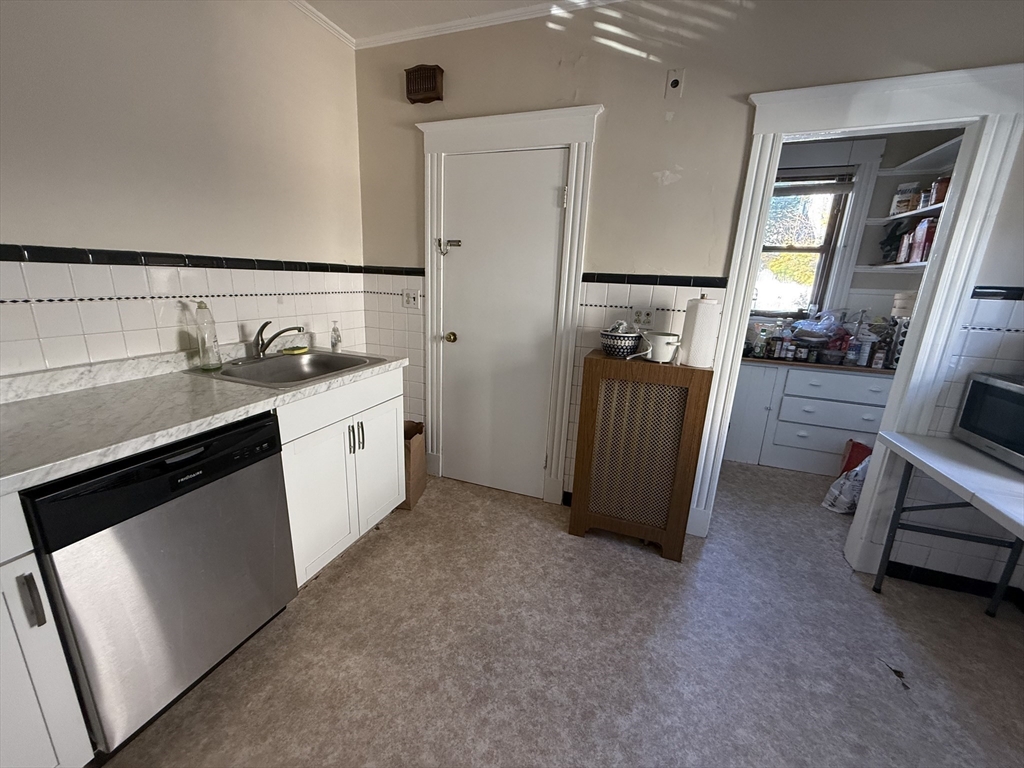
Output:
[
  {"xmin": 861, "ymin": 414, "xmax": 876, "ymax": 421},
  {"xmin": 797, "ymin": 431, "xmax": 809, "ymax": 437},
  {"xmin": 808, "ymin": 380, "xmax": 822, "ymax": 387},
  {"xmin": 15, "ymin": 573, "xmax": 46, "ymax": 627},
  {"xmin": 802, "ymin": 406, "xmax": 816, "ymax": 413},
  {"xmin": 358, "ymin": 421, "xmax": 365, "ymax": 450},
  {"xmin": 869, "ymin": 386, "xmax": 883, "ymax": 393},
  {"xmin": 348, "ymin": 425, "xmax": 356, "ymax": 454}
]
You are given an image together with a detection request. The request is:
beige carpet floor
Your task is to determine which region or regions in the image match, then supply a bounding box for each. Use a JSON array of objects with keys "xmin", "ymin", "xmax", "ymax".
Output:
[{"xmin": 107, "ymin": 462, "xmax": 1024, "ymax": 768}]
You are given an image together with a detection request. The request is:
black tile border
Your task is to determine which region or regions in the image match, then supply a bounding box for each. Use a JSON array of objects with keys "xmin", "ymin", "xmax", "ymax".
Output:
[
  {"xmin": 581, "ymin": 272, "xmax": 729, "ymax": 288},
  {"xmin": 885, "ymin": 561, "xmax": 1024, "ymax": 614},
  {"xmin": 971, "ymin": 286, "xmax": 1024, "ymax": 301},
  {"xmin": 0, "ymin": 243, "xmax": 427, "ymax": 277}
]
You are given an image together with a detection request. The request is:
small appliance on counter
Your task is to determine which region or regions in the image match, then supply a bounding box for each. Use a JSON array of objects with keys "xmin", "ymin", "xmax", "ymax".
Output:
[{"xmin": 953, "ymin": 372, "xmax": 1024, "ymax": 470}]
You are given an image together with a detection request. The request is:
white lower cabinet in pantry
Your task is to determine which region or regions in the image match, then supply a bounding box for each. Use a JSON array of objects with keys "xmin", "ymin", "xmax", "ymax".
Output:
[
  {"xmin": 278, "ymin": 370, "xmax": 406, "ymax": 587},
  {"xmin": 724, "ymin": 361, "xmax": 890, "ymax": 476}
]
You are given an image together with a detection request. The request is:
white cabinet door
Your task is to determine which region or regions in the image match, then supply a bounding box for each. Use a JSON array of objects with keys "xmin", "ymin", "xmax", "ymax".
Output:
[
  {"xmin": 353, "ymin": 396, "xmax": 406, "ymax": 535},
  {"xmin": 281, "ymin": 421, "xmax": 360, "ymax": 586},
  {"xmin": 0, "ymin": 594, "xmax": 56, "ymax": 768},
  {"xmin": 0, "ymin": 555, "xmax": 94, "ymax": 768},
  {"xmin": 723, "ymin": 364, "xmax": 778, "ymax": 464}
]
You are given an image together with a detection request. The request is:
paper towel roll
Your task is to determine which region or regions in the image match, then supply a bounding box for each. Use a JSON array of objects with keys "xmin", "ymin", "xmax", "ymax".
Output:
[{"xmin": 677, "ymin": 298, "xmax": 720, "ymax": 368}]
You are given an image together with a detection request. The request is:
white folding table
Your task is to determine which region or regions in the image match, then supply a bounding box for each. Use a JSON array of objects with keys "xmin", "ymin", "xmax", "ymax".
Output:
[{"xmin": 873, "ymin": 431, "xmax": 1024, "ymax": 616}]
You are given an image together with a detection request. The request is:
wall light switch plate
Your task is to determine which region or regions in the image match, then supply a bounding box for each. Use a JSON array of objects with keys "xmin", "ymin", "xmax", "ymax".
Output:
[
  {"xmin": 665, "ymin": 69, "xmax": 684, "ymax": 99},
  {"xmin": 632, "ymin": 307, "xmax": 655, "ymax": 328},
  {"xmin": 402, "ymin": 289, "xmax": 420, "ymax": 309}
]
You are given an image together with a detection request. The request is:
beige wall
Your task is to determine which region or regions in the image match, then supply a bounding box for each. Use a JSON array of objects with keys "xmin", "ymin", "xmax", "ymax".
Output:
[
  {"xmin": 354, "ymin": 0, "xmax": 1024, "ymax": 274},
  {"xmin": 976, "ymin": 140, "xmax": 1024, "ymax": 286},
  {"xmin": 0, "ymin": 0, "xmax": 362, "ymax": 264}
]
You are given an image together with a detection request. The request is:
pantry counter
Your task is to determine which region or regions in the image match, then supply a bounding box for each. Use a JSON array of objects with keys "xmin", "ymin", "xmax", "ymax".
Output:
[{"xmin": 740, "ymin": 357, "xmax": 897, "ymax": 375}]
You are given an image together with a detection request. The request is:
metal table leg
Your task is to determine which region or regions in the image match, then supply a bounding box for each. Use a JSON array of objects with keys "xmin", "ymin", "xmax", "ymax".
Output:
[
  {"xmin": 986, "ymin": 537, "xmax": 1024, "ymax": 617},
  {"xmin": 873, "ymin": 461, "xmax": 915, "ymax": 594}
]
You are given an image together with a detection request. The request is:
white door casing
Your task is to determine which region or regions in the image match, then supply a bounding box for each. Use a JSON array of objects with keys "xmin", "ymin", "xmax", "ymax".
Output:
[
  {"xmin": 700, "ymin": 64, "xmax": 1023, "ymax": 567},
  {"xmin": 419, "ymin": 106, "xmax": 603, "ymax": 504},
  {"xmin": 440, "ymin": 148, "xmax": 568, "ymax": 497}
]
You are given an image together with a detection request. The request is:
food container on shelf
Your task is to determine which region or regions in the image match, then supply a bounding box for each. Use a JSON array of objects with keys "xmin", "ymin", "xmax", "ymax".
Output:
[{"xmin": 820, "ymin": 349, "xmax": 845, "ymax": 365}]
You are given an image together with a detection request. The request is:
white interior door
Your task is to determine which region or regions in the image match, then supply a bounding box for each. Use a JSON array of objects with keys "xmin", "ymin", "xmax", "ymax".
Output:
[{"xmin": 440, "ymin": 148, "xmax": 568, "ymax": 497}]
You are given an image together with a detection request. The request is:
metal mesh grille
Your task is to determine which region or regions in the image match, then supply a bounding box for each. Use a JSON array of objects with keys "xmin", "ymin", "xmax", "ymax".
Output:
[{"xmin": 587, "ymin": 378, "xmax": 687, "ymax": 530}]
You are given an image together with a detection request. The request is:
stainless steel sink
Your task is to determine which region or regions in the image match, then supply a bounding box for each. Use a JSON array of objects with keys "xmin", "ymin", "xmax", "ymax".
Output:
[{"xmin": 187, "ymin": 350, "xmax": 387, "ymax": 390}]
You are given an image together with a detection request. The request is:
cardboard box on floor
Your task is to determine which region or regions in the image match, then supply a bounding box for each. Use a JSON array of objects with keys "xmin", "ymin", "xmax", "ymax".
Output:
[{"xmin": 398, "ymin": 421, "xmax": 426, "ymax": 510}]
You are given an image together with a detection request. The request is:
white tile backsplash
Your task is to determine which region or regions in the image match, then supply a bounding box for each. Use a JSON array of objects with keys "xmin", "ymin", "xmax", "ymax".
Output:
[
  {"xmin": 78, "ymin": 301, "xmax": 122, "ymax": 334},
  {"xmin": 32, "ymin": 302, "xmax": 83, "ymax": 338},
  {"xmin": 0, "ymin": 304, "xmax": 38, "ymax": 342},
  {"xmin": 111, "ymin": 264, "xmax": 150, "ymax": 296},
  {"xmin": 23, "ymin": 263, "xmax": 74, "ymax": 297},
  {"xmin": 0, "ymin": 262, "xmax": 29, "ymax": 300},
  {"xmin": 69, "ymin": 264, "xmax": 115, "ymax": 297},
  {"xmin": 893, "ymin": 296, "xmax": 1023, "ymax": 585},
  {"xmin": 40, "ymin": 336, "xmax": 89, "ymax": 369}
]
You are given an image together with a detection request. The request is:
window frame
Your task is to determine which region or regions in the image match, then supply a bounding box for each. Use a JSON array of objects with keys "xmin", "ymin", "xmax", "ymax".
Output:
[{"xmin": 751, "ymin": 169, "xmax": 853, "ymax": 318}]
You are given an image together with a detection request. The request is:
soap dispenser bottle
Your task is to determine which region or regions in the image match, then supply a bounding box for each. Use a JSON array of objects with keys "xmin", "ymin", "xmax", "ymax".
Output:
[
  {"xmin": 193, "ymin": 300, "xmax": 223, "ymax": 370},
  {"xmin": 330, "ymin": 321, "xmax": 342, "ymax": 352}
]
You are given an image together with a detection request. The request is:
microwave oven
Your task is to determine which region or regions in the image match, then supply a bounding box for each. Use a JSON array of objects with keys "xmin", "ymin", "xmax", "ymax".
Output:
[{"xmin": 952, "ymin": 372, "xmax": 1024, "ymax": 471}]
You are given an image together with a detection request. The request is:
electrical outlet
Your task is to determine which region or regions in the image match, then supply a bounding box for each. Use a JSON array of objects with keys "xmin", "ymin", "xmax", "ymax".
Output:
[
  {"xmin": 664, "ymin": 69, "xmax": 684, "ymax": 99},
  {"xmin": 402, "ymin": 289, "xmax": 420, "ymax": 309},
  {"xmin": 632, "ymin": 307, "xmax": 655, "ymax": 328}
]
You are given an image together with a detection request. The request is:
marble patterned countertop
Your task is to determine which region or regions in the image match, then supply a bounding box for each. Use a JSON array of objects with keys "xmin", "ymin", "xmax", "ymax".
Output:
[{"xmin": 0, "ymin": 355, "xmax": 407, "ymax": 496}]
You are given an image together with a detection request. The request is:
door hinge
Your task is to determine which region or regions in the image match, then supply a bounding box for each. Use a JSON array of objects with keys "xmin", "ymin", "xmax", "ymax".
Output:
[
  {"xmin": 562, "ymin": 186, "xmax": 568, "ymax": 209},
  {"xmin": 544, "ymin": 453, "xmax": 549, "ymax": 470}
]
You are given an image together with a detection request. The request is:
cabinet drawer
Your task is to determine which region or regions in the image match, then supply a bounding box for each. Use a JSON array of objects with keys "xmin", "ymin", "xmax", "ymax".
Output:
[
  {"xmin": 778, "ymin": 396, "xmax": 884, "ymax": 433},
  {"xmin": 784, "ymin": 368, "xmax": 891, "ymax": 405},
  {"xmin": 278, "ymin": 369, "xmax": 403, "ymax": 444},
  {"xmin": 773, "ymin": 421, "xmax": 878, "ymax": 455}
]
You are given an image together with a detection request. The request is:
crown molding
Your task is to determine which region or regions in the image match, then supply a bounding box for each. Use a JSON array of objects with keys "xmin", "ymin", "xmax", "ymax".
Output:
[
  {"xmin": 342, "ymin": 0, "xmax": 622, "ymax": 50},
  {"xmin": 290, "ymin": 0, "xmax": 356, "ymax": 49}
]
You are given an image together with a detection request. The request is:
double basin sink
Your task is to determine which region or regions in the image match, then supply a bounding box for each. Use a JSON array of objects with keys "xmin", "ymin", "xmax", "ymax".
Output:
[{"xmin": 189, "ymin": 350, "xmax": 387, "ymax": 390}]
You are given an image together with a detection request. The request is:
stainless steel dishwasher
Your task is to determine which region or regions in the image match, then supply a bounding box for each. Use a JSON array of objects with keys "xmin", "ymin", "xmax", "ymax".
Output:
[{"xmin": 23, "ymin": 412, "xmax": 297, "ymax": 754}]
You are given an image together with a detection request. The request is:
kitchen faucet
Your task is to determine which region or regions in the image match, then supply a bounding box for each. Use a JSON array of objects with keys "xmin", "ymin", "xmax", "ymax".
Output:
[{"xmin": 252, "ymin": 321, "xmax": 305, "ymax": 358}]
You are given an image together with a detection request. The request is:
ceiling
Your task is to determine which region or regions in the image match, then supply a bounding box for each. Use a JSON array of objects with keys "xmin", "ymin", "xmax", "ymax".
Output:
[{"xmin": 304, "ymin": 0, "xmax": 618, "ymax": 48}]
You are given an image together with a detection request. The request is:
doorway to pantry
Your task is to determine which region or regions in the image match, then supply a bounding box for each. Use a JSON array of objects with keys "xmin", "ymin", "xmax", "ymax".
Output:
[{"xmin": 725, "ymin": 127, "xmax": 965, "ymax": 483}]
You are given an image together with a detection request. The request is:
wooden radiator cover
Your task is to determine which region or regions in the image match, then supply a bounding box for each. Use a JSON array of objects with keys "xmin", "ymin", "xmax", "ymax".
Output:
[{"xmin": 569, "ymin": 350, "xmax": 713, "ymax": 561}]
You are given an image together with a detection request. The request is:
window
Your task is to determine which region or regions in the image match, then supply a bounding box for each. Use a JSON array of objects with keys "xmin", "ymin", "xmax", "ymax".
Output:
[{"xmin": 751, "ymin": 169, "xmax": 852, "ymax": 316}]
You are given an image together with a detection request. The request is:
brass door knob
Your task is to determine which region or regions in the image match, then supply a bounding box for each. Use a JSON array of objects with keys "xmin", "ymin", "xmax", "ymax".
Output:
[{"xmin": 444, "ymin": 331, "xmax": 458, "ymax": 343}]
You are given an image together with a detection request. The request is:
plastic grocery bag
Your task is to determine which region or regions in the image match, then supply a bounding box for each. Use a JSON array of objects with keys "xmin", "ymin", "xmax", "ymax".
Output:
[
  {"xmin": 822, "ymin": 456, "xmax": 870, "ymax": 514},
  {"xmin": 792, "ymin": 311, "xmax": 843, "ymax": 341}
]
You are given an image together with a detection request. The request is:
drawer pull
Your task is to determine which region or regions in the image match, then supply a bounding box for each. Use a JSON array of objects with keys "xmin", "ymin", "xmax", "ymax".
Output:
[
  {"xmin": 808, "ymin": 380, "xmax": 822, "ymax": 387},
  {"xmin": 802, "ymin": 406, "xmax": 816, "ymax": 413},
  {"xmin": 797, "ymin": 431, "xmax": 809, "ymax": 437},
  {"xmin": 868, "ymin": 386, "xmax": 884, "ymax": 393},
  {"xmin": 861, "ymin": 414, "xmax": 876, "ymax": 421}
]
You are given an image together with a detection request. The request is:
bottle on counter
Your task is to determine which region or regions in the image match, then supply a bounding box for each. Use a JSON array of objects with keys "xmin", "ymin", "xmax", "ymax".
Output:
[
  {"xmin": 331, "ymin": 320, "xmax": 343, "ymax": 352},
  {"xmin": 871, "ymin": 344, "xmax": 888, "ymax": 369},
  {"xmin": 753, "ymin": 328, "xmax": 768, "ymax": 358},
  {"xmin": 769, "ymin": 321, "xmax": 785, "ymax": 358},
  {"xmin": 193, "ymin": 300, "xmax": 222, "ymax": 370}
]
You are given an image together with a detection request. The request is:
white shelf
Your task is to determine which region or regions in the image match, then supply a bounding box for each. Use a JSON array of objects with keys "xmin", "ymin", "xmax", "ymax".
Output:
[
  {"xmin": 865, "ymin": 202, "xmax": 944, "ymax": 226},
  {"xmin": 853, "ymin": 262, "xmax": 928, "ymax": 273},
  {"xmin": 876, "ymin": 135, "xmax": 962, "ymax": 176}
]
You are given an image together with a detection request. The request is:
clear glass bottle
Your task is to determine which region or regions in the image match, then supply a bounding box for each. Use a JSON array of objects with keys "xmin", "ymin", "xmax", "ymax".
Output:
[
  {"xmin": 193, "ymin": 301, "xmax": 222, "ymax": 370},
  {"xmin": 330, "ymin": 320, "xmax": 342, "ymax": 352}
]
